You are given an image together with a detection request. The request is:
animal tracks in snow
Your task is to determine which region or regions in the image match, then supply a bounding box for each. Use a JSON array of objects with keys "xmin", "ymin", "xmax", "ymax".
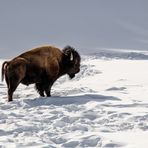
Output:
[{"xmin": 1, "ymin": 56, "xmax": 148, "ymax": 147}]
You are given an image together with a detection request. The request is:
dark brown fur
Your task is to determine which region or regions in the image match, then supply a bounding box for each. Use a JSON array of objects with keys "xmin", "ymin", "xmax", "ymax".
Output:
[{"xmin": 1, "ymin": 45, "xmax": 81, "ymax": 101}]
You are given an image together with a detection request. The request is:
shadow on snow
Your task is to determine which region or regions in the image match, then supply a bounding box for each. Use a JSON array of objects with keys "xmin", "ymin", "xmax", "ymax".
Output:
[{"xmin": 22, "ymin": 94, "xmax": 121, "ymax": 107}]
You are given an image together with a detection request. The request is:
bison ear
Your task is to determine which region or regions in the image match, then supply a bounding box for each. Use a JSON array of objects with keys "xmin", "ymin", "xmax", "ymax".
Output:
[{"xmin": 63, "ymin": 46, "xmax": 74, "ymax": 61}]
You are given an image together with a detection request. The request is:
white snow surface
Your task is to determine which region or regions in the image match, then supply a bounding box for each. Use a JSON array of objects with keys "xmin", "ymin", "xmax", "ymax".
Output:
[{"xmin": 0, "ymin": 49, "xmax": 148, "ymax": 148}]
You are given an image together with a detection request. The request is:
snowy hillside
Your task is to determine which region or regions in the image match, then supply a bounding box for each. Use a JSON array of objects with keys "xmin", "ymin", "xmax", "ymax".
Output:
[{"xmin": 0, "ymin": 49, "xmax": 148, "ymax": 147}]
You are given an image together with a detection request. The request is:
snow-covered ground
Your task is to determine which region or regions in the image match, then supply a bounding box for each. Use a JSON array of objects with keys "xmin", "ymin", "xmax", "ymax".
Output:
[{"xmin": 0, "ymin": 49, "xmax": 148, "ymax": 148}]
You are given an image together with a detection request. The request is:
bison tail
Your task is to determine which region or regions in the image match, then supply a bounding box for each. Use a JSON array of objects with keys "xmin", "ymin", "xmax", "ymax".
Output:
[{"xmin": 1, "ymin": 61, "xmax": 9, "ymax": 82}]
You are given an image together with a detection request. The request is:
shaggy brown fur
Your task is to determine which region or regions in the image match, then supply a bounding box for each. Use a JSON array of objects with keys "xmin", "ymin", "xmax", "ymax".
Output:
[{"xmin": 1, "ymin": 45, "xmax": 81, "ymax": 101}]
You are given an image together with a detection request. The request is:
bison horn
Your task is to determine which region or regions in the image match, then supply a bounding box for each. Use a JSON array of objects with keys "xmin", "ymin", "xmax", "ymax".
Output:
[{"xmin": 70, "ymin": 52, "xmax": 73, "ymax": 61}]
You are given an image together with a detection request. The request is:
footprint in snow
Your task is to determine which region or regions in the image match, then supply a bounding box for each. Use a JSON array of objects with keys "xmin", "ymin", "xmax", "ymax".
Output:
[{"xmin": 106, "ymin": 87, "xmax": 127, "ymax": 91}]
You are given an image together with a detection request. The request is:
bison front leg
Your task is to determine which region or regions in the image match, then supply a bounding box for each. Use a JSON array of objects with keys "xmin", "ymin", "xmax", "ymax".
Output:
[
  {"xmin": 44, "ymin": 82, "xmax": 54, "ymax": 97},
  {"xmin": 35, "ymin": 83, "xmax": 45, "ymax": 97},
  {"xmin": 45, "ymin": 89, "xmax": 51, "ymax": 97},
  {"xmin": 35, "ymin": 81, "xmax": 52, "ymax": 97},
  {"xmin": 45, "ymin": 85, "xmax": 52, "ymax": 97}
]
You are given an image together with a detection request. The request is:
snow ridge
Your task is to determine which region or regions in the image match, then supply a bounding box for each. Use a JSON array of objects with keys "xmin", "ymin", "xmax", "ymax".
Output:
[{"xmin": 85, "ymin": 48, "xmax": 148, "ymax": 60}]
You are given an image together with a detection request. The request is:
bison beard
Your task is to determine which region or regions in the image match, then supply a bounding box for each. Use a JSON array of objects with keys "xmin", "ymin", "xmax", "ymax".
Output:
[{"xmin": 1, "ymin": 45, "xmax": 81, "ymax": 101}]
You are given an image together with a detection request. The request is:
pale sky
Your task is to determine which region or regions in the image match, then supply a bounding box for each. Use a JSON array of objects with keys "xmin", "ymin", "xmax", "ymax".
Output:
[{"xmin": 0, "ymin": 0, "xmax": 148, "ymax": 58}]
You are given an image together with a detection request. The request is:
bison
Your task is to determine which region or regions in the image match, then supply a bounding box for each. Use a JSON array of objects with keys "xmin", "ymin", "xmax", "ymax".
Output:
[{"xmin": 1, "ymin": 45, "xmax": 81, "ymax": 101}]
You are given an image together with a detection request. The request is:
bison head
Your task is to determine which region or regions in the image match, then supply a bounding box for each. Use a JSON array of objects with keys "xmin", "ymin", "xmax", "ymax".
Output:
[{"xmin": 63, "ymin": 46, "xmax": 81, "ymax": 79}]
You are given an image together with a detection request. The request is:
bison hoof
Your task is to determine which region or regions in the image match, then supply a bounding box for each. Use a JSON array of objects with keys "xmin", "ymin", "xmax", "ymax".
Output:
[
  {"xmin": 8, "ymin": 99, "xmax": 13, "ymax": 102},
  {"xmin": 40, "ymin": 94, "xmax": 45, "ymax": 97},
  {"xmin": 46, "ymin": 94, "xmax": 51, "ymax": 97}
]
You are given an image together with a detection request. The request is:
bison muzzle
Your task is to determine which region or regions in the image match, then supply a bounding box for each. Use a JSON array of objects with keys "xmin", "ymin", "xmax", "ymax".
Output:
[{"xmin": 1, "ymin": 45, "xmax": 81, "ymax": 101}]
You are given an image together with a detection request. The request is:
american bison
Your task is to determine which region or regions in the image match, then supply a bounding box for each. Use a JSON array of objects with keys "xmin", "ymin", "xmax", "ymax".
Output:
[{"xmin": 1, "ymin": 45, "xmax": 81, "ymax": 101}]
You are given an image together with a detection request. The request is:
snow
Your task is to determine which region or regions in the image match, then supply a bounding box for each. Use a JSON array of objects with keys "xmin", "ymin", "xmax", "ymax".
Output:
[{"xmin": 0, "ymin": 49, "xmax": 148, "ymax": 147}]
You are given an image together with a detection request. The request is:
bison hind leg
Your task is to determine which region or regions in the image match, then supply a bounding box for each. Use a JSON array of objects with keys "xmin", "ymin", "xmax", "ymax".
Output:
[
  {"xmin": 8, "ymin": 76, "xmax": 21, "ymax": 102},
  {"xmin": 35, "ymin": 83, "xmax": 45, "ymax": 97}
]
